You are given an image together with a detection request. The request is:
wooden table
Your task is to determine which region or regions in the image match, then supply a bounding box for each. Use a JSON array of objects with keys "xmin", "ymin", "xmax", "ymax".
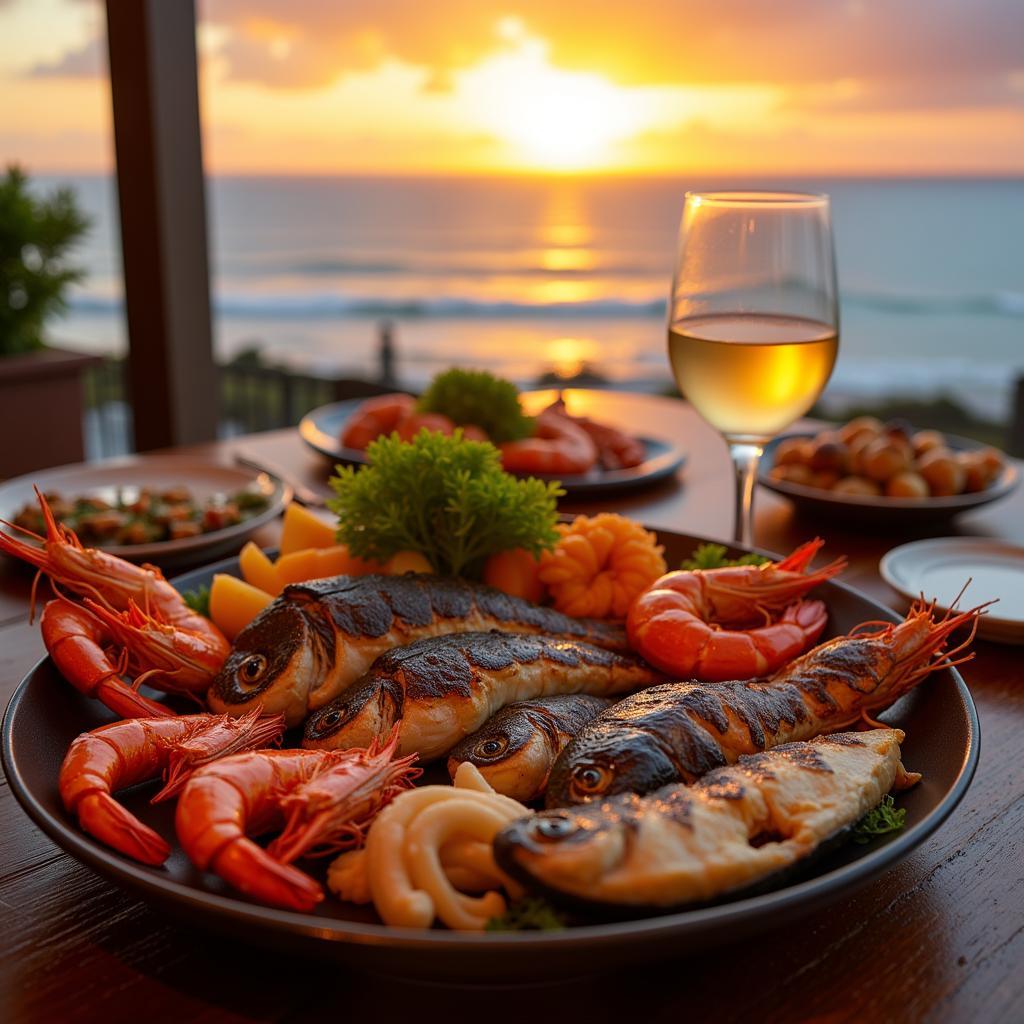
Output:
[{"xmin": 2, "ymin": 393, "xmax": 1022, "ymax": 1023}]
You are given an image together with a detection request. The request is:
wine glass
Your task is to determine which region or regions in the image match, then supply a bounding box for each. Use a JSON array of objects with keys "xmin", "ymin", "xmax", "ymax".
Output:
[{"xmin": 668, "ymin": 191, "xmax": 838, "ymax": 546}]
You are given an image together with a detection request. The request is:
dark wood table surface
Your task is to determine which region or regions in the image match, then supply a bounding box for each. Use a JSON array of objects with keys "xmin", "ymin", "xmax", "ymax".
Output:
[{"xmin": 2, "ymin": 393, "xmax": 1022, "ymax": 1023}]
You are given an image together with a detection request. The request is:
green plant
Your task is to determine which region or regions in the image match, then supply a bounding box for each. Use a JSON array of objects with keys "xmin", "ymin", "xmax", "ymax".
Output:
[
  {"xmin": 0, "ymin": 164, "xmax": 90, "ymax": 356},
  {"xmin": 416, "ymin": 368, "xmax": 535, "ymax": 442}
]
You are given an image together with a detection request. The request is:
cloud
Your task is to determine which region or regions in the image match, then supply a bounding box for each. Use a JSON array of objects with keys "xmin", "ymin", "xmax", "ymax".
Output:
[
  {"xmin": 18, "ymin": 0, "xmax": 1024, "ymax": 119},
  {"xmin": 787, "ymin": 72, "xmax": 1024, "ymax": 116},
  {"xmin": 24, "ymin": 34, "xmax": 103, "ymax": 77},
  {"xmin": 198, "ymin": 0, "xmax": 1024, "ymax": 101}
]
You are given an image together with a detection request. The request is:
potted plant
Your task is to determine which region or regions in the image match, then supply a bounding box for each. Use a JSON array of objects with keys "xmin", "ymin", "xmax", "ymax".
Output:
[{"xmin": 0, "ymin": 164, "xmax": 98, "ymax": 478}]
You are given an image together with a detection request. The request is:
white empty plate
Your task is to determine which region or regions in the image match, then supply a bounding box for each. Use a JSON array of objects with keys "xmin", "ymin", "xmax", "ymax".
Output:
[{"xmin": 880, "ymin": 537, "xmax": 1024, "ymax": 644}]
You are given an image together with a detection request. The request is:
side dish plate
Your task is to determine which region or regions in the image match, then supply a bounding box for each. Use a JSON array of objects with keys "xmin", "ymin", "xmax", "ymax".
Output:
[
  {"xmin": 759, "ymin": 432, "xmax": 1018, "ymax": 525},
  {"xmin": 0, "ymin": 455, "xmax": 290, "ymax": 569},
  {"xmin": 299, "ymin": 394, "xmax": 686, "ymax": 496},
  {"xmin": 1, "ymin": 529, "xmax": 978, "ymax": 982},
  {"xmin": 881, "ymin": 537, "xmax": 1024, "ymax": 644}
]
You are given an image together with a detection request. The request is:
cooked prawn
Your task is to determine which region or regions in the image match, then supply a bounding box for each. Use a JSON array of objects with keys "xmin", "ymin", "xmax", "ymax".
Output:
[
  {"xmin": 542, "ymin": 398, "xmax": 646, "ymax": 469},
  {"xmin": 627, "ymin": 538, "xmax": 846, "ymax": 680},
  {"xmin": 340, "ymin": 393, "xmax": 416, "ymax": 449},
  {"xmin": 499, "ymin": 410, "xmax": 598, "ymax": 475},
  {"xmin": 176, "ymin": 749, "xmax": 330, "ymax": 910},
  {"xmin": 59, "ymin": 710, "xmax": 285, "ymax": 864},
  {"xmin": 395, "ymin": 412, "xmax": 456, "ymax": 442},
  {"xmin": 175, "ymin": 735, "xmax": 418, "ymax": 911},
  {"xmin": 0, "ymin": 489, "xmax": 229, "ymax": 716}
]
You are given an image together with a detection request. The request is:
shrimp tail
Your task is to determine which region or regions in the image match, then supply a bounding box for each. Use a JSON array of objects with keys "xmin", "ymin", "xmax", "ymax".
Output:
[
  {"xmin": 212, "ymin": 840, "xmax": 325, "ymax": 911},
  {"xmin": 74, "ymin": 792, "xmax": 172, "ymax": 865}
]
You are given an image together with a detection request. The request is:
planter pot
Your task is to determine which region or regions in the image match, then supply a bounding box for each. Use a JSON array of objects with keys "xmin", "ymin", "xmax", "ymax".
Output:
[{"xmin": 0, "ymin": 347, "xmax": 102, "ymax": 479}]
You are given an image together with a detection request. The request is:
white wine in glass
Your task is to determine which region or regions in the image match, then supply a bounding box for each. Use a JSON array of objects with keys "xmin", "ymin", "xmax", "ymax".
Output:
[{"xmin": 668, "ymin": 192, "xmax": 839, "ymax": 545}]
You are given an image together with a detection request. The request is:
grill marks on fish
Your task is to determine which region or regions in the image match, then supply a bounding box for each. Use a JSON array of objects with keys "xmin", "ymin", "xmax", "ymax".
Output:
[
  {"xmin": 495, "ymin": 729, "xmax": 909, "ymax": 910},
  {"xmin": 446, "ymin": 694, "xmax": 613, "ymax": 802},
  {"xmin": 302, "ymin": 631, "xmax": 656, "ymax": 761},
  {"xmin": 291, "ymin": 575, "xmax": 626, "ymax": 646},
  {"xmin": 545, "ymin": 627, "xmax": 940, "ymax": 807},
  {"xmin": 208, "ymin": 573, "xmax": 628, "ymax": 726}
]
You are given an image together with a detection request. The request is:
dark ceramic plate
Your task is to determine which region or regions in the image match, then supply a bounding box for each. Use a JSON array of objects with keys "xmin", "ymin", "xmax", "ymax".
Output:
[
  {"xmin": 760, "ymin": 431, "xmax": 1018, "ymax": 526},
  {"xmin": 299, "ymin": 396, "xmax": 686, "ymax": 496},
  {"xmin": 1, "ymin": 530, "xmax": 978, "ymax": 982}
]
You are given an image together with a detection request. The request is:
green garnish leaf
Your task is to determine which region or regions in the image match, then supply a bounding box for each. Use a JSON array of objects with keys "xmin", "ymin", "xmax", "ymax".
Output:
[
  {"xmin": 181, "ymin": 584, "xmax": 211, "ymax": 619},
  {"xmin": 328, "ymin": 430, "xmax": 563, "ymax": 579},
  {"xmin": 853, "ymin": 794, "xmax": 907, "ymax": 844},
  {"xmin": 416, "ymin": 368, "xmax": 535, "ymax": 443},
  {"xmin": 485, "ymin": 897, "xmax": 567, "ymax": 932},
  {"xmin": 680, "ymin": 542, "xmax": 770, "ymax": 571}
]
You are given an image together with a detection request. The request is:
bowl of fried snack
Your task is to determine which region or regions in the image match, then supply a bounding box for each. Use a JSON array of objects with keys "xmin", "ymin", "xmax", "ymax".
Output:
[{"xmin": 760, "ymin": 417, "xmax": 1019, "ymax": 524}]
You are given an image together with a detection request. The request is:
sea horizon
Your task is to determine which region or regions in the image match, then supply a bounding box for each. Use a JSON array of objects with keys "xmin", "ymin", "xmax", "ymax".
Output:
[{"xmin": 33, "ymin": 172, "xmax": 1024, "ymax": 421}]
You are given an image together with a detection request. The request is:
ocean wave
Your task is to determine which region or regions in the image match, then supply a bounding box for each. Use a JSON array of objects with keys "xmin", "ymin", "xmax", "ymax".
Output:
[
  {"xmin": 70, "ymin": 293, "xmax": 668, "ymax": 319},
  {"xmin": 282, "ymin": 259, "xmax": 659, "ymax": 278},
  {"xmin": 69, "ymin": 288, "xmax": 1024, "ymax": 320},
  {"xmin": 844, "ymin": 289, "xmax": 1024, "ymax": 317}
]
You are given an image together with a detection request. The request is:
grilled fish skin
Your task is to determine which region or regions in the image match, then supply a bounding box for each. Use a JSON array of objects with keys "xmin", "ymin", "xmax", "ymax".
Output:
[
  {"xmin": 207, "ymin": 573, "xmax": 627, "ymax": 726},
  {"xmin": 447, "ymin": 694, "xmax": 613, "ymax": 802},
  {"xmin": 496, "ymin": 729, "xmax": 912, "ymax": 909},
  {"xmin": 545, "ymin": 604, "xmax": 972, "ymax": 807},
  {"xmin": 302, "ymin": 631, "xmax": 657, "ymax": 760}
]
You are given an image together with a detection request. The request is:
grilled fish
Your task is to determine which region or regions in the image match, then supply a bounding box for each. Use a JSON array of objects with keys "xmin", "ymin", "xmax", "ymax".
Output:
[
  {"xmin": 207, "ymin": 573, "xmax": 627, "ymax": 726},
  {"xmin": 546, "ymin": 601, "xmax": 976, "ymax": 807},
  {"xmin": 302, "ymin": 631, "xmax": 657, "ymax": 760},
  {"xmin": 447, "ymin": 694, "xmax": 613, "ymax": 802},
  {"xmin": 496, "ymin": 729, "xmax": 914, "ymax": 910}
]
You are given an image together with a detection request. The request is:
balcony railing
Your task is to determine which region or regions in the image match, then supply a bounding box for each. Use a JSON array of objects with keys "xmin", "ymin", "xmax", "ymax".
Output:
[
  {"xmin": 83, "ymin": 355, "xmax": 1024, "ymax": 461},
  {"xmin": 83, "ymin": 356, "xmax": 395, "ymax": 459}
]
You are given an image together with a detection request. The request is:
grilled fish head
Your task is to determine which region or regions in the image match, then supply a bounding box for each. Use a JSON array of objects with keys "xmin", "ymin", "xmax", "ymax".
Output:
[
  {"xmin": 447, "ymin": 707, "xmax": 550, "ymax": 802},
  {"xmin": 495, "ymin": 802, "xmax": 633, "ymax": 896},
  {"xmin": 207, "ymin": 602, "xmax": 317, "ymax": 727},
  {"xmin": 302, "ymin": 675, "xmax": 402, "ymax": 751},
  {"xmin": 545, "ymin": 726, "xmax": 679, "ymax": 808}
]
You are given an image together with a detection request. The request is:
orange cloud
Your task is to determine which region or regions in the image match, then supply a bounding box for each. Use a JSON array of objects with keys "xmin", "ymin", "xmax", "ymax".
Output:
[{"xmin": 4, "ymin": 0, "xmax": 1023, "ymax": 175}]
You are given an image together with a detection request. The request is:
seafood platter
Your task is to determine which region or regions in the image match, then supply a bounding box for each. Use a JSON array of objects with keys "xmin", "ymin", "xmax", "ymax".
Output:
[
  {"xmin": 1, "ymin": 422, "xmax": 980, "ymax": 979},
  {"xmin": 760, "ymin": 416, "xmax": 1018, "ymax": 525},
  {"xmin": 0, "ymin": 455, "xmax": 289, "ymax": 568},
  {"xmin": 300, "ymin": 371, "xmax": 685, "ymax": 494}
]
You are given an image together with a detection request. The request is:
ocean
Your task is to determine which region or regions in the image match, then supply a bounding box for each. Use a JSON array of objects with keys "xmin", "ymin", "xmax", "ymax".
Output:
[{"xmin": 44, "ymin": 174, "xmax": 1024, "ymax": 420}]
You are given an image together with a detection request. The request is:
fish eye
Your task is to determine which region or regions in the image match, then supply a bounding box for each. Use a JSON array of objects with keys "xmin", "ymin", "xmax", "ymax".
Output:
[
  {"xmin": 320, "ymin": 706, "xmax": 344, "ymax": 727},
  {"xmin": 535, "ymin": 816, "xmax": 576, "ymax": 841},
  {"xmin": 238, "ymin": 654, "xmax": 268, "ymax": 686},
  {"xmin": 571, "ymin": 764, "xmax": 612, "ymax": 797},
  {"xmin": 475, "ymin": 736, "xmax": 508, "ymax": 759}
]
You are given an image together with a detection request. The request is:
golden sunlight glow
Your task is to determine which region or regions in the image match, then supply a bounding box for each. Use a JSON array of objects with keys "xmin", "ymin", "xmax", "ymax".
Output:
[
  {"xmin": 2, "ymin": 2, "xmax": 1021, "ymax": 176},
  {"xmin": 546, "ymin": 337, "xmax": 599, "ymax": 379},
  {"xmin": 465, "ymin": 31, "xmax": 660, "ymax": 171},
  {"xmin": 539, "ymin": 247, "xmax": 594, "ymax": 271}
]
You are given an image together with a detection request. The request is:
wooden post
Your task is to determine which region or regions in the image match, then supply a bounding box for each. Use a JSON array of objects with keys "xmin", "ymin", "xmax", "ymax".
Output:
[
  {"xmin": 105, "ymin": 0, "xmax": 219, "ymax": 450},
  {"xmin": 1010, "ymin": 376, "xmax": 1024, "ymax": 458}
]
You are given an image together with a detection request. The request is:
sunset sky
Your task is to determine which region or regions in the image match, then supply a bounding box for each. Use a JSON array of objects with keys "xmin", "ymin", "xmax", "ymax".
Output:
[{"xmin": 3, "ymin": 0, "xmax": 1023, "ymax": 176}]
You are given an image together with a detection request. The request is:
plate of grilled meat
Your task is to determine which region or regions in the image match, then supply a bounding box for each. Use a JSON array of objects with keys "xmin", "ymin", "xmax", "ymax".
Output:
[
  {"xmin": 300, "ymin": 382, "xmax": 686, "ymax": 495},
  {"xmin": 1, "ymin": 489, "xmax": 980, "ymax": 981}
]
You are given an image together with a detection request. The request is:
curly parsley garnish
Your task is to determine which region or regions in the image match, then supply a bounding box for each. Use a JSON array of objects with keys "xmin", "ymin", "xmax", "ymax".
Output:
[
  {"xmin": 329, "ymin": 430, "xmax": 563, "ymax": 579},
  {"xmin": 853, "ymin": 795, "xmax": 907, "ymax": 844},
  {"xmin": 680, "ymin": 542, "xmax": 770, "ymax": 571},
  {"xmin": 417, "ymin": 368, "xmax": 535, "ymax": 443},
  {"xmin": 485, "ymin": 897, "xmax": 567, "ymax": 932}
]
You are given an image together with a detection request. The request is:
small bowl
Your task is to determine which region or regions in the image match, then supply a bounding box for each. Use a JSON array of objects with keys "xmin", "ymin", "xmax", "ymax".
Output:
[{"xmin": 759, "ymin": 432, "xmax": 1018, "ymax": 526}]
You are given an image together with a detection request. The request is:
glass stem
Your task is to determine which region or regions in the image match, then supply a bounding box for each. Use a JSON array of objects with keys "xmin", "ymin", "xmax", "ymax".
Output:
[{"xmin": 728, "ymin": 441, "xmax": 764, "ymax": 548}]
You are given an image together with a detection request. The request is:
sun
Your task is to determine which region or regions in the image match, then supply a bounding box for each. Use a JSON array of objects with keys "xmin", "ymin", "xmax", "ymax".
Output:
[{"xmin": 464, "ymin": 29, "xmax": 654, "ymax": 171}]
